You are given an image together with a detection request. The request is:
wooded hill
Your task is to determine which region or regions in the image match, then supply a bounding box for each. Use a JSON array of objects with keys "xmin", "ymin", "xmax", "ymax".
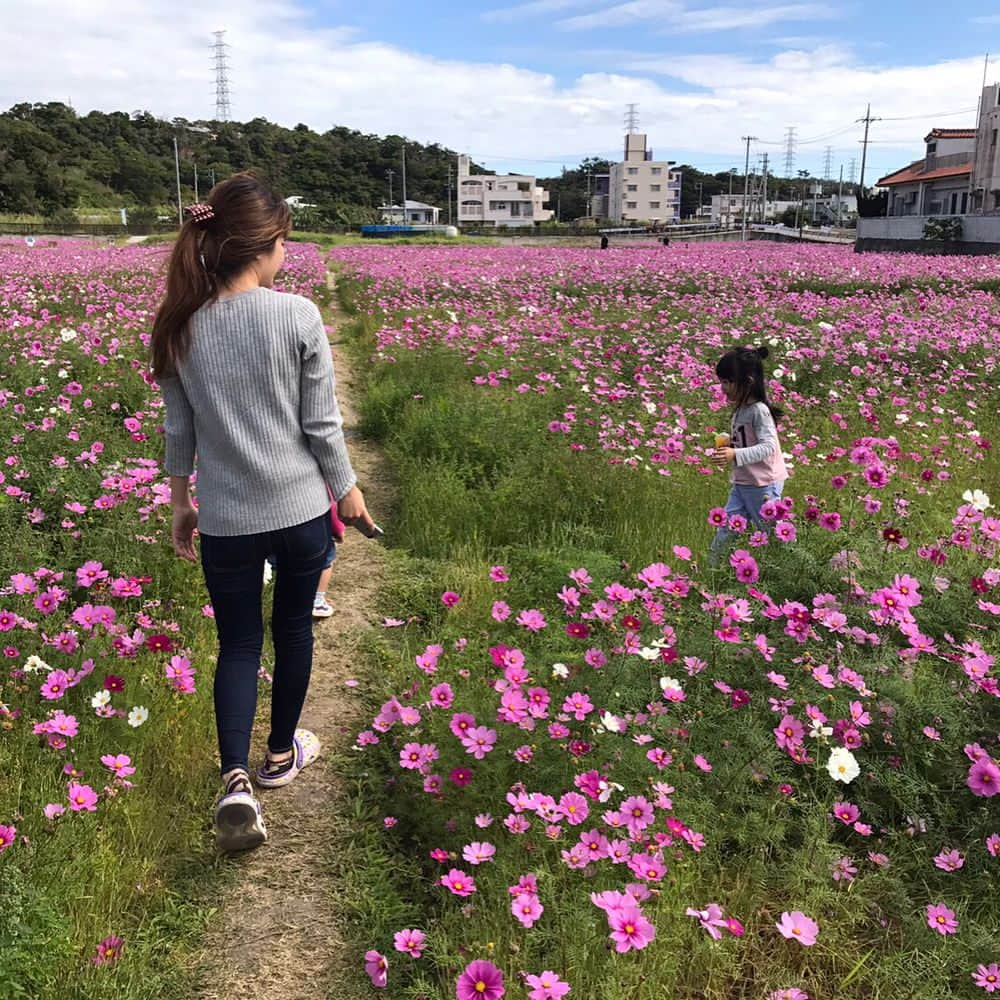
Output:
[{"xmin": 0, "ymin": 102, "xmax": 831, "ymax": 225}]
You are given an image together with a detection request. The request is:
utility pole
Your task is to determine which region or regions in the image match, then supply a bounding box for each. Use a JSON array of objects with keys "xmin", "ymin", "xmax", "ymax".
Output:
[
  {"xmin": 837, "ymin": 163, "xmax": 844, "ymax": 226},
  {"xmin": 856, "ymin": 103, "xmax": 881, "ymax": 191},
  {"xmin": 761, "ymin": 152, "xmax": 769, "ymax": 223},
  {"xmin": 447, "ymin": 163, "xmax": 453, "ymax": 225},
  {"xmin": 727, "ymin": 167, "xmax": 736, "ymax": 229},
  {"xmin": 586, "ymin": 169, "xmax": 592, "ymax": 216},
  {"xmin": 400, "ymin": 142, "xmax": 407, "ymax": 225},
  {"xmin": 741, "ymin": 135, "xmax": 756, "ymax": 241},
  {"xmin": 386, "ymin": 168, "xmax": 394, "ymax": 221},
  {"xmin": 173, "ymin": 135, "xmax": 183, "ymax": 226}
]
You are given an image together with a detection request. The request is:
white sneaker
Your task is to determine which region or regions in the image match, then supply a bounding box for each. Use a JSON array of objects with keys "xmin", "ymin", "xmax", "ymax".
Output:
[
  {"xmin": 214, "ymin": 772, "xmax": 267, "ymax": 852},
  {"xmin": 312, "ymin": 597, "xmax": 333, "ymax": 618}
]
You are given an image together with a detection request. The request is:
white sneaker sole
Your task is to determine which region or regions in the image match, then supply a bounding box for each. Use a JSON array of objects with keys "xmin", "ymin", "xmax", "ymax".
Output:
[
  {"xmin": 312, "ymin": 606, "xmax": 333, "ymax": 618},
  {"xmin": 214, "ymin": 793, "xmax": 267, "ymax": 852}
]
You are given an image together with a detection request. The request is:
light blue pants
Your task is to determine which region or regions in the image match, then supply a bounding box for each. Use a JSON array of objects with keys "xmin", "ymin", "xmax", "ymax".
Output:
[{"xmin": 709, "ymin": 480, "xmax": 784, "ymax": 562}]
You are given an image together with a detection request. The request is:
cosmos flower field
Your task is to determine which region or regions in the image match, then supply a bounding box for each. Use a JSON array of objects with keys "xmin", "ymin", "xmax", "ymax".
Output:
[
  {"xmin": 331, "ymin": 243, "xmax": 1000, "ymax": 999},
  {"xmin": 0, "ymin": 236, "xmax": 998, "ymax": 998}
]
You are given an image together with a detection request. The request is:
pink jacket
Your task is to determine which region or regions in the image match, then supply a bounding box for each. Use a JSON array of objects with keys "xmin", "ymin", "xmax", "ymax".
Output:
[{"xmin": 729, "ymin": 402, "xmax": 788, "ymax": 486}]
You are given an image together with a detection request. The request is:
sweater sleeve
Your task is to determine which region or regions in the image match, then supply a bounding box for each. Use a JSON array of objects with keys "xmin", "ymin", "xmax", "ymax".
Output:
[
  {"xmin": 160, "ymin": 375, "xmax": 196, "ymax": 476},
  {"xmin": 298, "ymin": 301, "xmax": 358, "ymax": 501},
  {"xmin": 735, "ymin": 404, "xmax": 778, "ymax": 468}
]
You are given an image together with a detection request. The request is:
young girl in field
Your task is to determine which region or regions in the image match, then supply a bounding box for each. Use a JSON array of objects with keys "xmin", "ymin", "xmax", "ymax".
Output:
[
  {"xmin": 152, "ymin": 173, "xmax": 375, "ymax": 851},
  {"xmin": 710, "ymin": 345, "xmax": 788, "ymax": 558}
]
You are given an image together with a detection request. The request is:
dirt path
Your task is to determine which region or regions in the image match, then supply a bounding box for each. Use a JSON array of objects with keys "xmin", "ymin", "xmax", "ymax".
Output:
[{"xmin": 194, "ymin": 276, "xmax": 393, "ymax": 1000}]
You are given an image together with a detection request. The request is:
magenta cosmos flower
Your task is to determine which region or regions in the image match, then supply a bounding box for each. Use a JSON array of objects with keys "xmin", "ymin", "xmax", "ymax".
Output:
[
  {"xmin": 0, "ymin": 824, "xmax": 16, "ymax": 853},
  {"xmin": 92, "ymin": 935, "xmax": 124, "ymax": 966},
  {"xmin": 441, "ymin": 591, "xmax": 461, "ymax": 607},
  {"xmin": 441, "ymin": 868, "xmax": 476, "ymax": 896},
  {"xmin": 456, "ymin": 959, "xmax": 505, "ymax": 1000},
  {"xmin": 393, "ymin": 928, "xmax": 426, "ymax": 958},
  {"xmin": 364, "ymin": 950, "xmax": 388, "ymax": 988},
  {"xmin": 926, "ymin": 903, "xmax": 958, "ymax": 935},
  {"xmin": 968, "ymin": 758, "xmax": 1000, "ymax": 797},
  {"xmin": 776, "ymin": 911, "xmax": 819, "ymax": 946}
]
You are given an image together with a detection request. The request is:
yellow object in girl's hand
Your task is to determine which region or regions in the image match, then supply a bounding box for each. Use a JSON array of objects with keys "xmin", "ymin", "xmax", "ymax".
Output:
[{"xmin": 714, "ymin": 433, "xmax": 730, "ymax": 449}]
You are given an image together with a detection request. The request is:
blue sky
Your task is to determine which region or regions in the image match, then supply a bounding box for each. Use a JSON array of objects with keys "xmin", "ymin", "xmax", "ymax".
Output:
[{"xmin": 3, "ymin": 0, "xmax": 998, "ymax": 181}]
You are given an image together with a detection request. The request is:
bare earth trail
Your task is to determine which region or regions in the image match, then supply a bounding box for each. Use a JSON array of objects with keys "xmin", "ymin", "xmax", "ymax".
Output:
[{"xmin": 194, "ymin": 275, "xmax": 393, "ymax": 1000}]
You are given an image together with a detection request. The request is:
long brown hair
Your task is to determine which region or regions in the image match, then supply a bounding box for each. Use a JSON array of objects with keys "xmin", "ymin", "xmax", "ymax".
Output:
[{"xmin": 150, "ymin": 171, "xmax": 291, "ymax": 379}]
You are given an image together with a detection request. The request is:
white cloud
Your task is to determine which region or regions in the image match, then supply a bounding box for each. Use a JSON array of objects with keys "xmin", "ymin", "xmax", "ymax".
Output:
[
  {"xmin": 0, "ymin": 0, "xmax": 987, "ymax": 180},
  {"xmin": 558, "ymin": 1, "xmax": 835, "ymax": 32}
]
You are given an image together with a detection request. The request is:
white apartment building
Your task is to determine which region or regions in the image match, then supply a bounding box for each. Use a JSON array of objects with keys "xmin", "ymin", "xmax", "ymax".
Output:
[
  {"xmin": 608, "ymin": 133, "xmax": 681, "ymax": 224},
  {"xmin": 456, "ymin": 155, "xmax": 553, "ymax": 227}
]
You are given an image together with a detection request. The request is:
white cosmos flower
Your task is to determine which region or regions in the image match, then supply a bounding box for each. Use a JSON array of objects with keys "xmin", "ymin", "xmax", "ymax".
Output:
[
  {"xmin": 60, "ymin": 327, "xmax": 77, "ymax": 342},
  {"xmin": 127, "ymin": 705, "xmax": 149, "ymax": 728},
  {"xmin": 23, "ymin": 655, "xmax": 51, "ymax": 674},
  {"xmin": 598, "ymin": 711, "xmax": 623, "ymax": 734},
  {"xmin": 827, "ymin": 747, "xmax": 860, "ymax": 784},
  {"xmin": 637, "ymin": 646, "xmax": 661, "ymax": 661},
  {"xmin": 809, "ymin": 722, "xmax": 833, "ymax": 740},
  {"xmin": 962, "ymin": 489, "xmax": 992, "ymax": 512},
  {"xmin": 659, "ymin": 676, "xmax": 683, "ymax": 694},
  {"xmin": 598, "ymin": 780, "xmax": 624, "ymax": 803},
  {"xmin": 551, "ymin": 662, "xmax": 569, "ymax": 679},
  {"xmin": 91, "ymin": 689, "xmax": 111, "ymax": 709}
]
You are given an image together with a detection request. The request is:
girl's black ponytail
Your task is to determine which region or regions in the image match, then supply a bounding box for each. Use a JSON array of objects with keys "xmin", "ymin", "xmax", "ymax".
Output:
[{"xmin": 715, "ymin": 345, "xmax": 784, "ymax": 422}]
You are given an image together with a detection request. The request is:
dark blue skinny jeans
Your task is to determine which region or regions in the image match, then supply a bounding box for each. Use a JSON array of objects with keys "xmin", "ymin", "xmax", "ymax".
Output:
[{"xmin": 200, "ymin": 511, "xmax": 331, "ymax": 775}]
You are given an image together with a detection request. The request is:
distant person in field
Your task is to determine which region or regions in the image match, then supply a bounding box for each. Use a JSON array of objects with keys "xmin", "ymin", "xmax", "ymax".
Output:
[
  {"xmin": 710, "ymin": 346, "xmax": 788, "ymax": 559},
  {"xmin": 150, "ymin": 172, "xmax": 375, "ymax": 852}
]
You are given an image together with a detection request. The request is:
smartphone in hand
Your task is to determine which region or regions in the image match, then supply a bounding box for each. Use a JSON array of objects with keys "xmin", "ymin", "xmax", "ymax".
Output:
[{"xmin": 358, "ymin": 522, "xmax": 385, "ymax": 540}]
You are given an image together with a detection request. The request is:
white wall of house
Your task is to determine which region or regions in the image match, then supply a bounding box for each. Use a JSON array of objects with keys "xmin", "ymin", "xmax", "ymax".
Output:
[
  {"xmin": 858, "ymin": 215, "xmax": 1000, "ymax": 241},
  {"xmin": 887, "ymin": 179, "xmax": 971, "ymax": 216},
  {"xmin": 456, "ymin": 155, "xmax": 553, "ymax": 227}
]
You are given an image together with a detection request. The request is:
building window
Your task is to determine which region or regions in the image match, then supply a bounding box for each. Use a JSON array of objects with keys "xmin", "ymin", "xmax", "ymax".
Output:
[
  {"xmin": 992, "ymin": 129, "xmax": 998, "ymax": 149},
  {"xmin": 627, "ymin": 167, "xmax": 638, "ymax": 175},
  {"xmin": 926, "ymin": 141, "xmax": 937, "ymax": 154},
  {"xmin": 649, "ymin": 201, "xmax": 660, "ymax": 209},
  {"xmin": 626, "ymin": 201, "xmax": 637, "ymax": 209},
  {"xmin": 627, "ymin": 184, "xmax": 638, "ymax": 192},
  {"xmin": 651, "ymin": 167, "xmax": 662, "ymax": 175},
  {"xmin": 650, "ymin": 184, "xmax": 660, "ymax": 192}
]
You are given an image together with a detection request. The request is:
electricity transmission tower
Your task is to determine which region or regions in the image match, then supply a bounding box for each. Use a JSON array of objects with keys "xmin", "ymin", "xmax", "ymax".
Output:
[
  {"xmin": 823, "ymin": 146, "xmax": 833, "ymax": 181},
  {"xmin": 783, "ymin": 127, "xmax": 797, "ymax": 177},
  {"xmin": 212, "ymin": 30, "xmax": 232, "ymax": 122},
  {"xmin": 848, "ymin": 157, "xmax": 857, "ymax": 186},
  {"xmin": 624, "ymin": 103, "xmax": 639, "ymax": 133}
]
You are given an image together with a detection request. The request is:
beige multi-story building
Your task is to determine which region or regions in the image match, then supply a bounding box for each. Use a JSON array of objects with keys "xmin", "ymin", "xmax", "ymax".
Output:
[
  {"xmin": 608, "ymin": 134, "xmax": 681, "ymax": 224},
  {"xmin": 972, "ymin": 82, "xmax": 1000, "ymax": 214},
  {"xmin": 877, "ymin": 128, "xmax": 975, "ymax": 217},
  {"xmin": 456, "ymin": 155, "xmax": 553, "ymax": 227}
]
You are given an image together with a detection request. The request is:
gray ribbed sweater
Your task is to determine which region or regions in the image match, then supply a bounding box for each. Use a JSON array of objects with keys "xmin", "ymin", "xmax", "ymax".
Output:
[{"xmin": 160, "ymin": 287, "xmax": 357, "ymax": 536}]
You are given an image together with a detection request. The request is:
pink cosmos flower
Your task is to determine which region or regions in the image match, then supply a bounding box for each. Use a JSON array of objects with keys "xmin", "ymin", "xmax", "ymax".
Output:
[
  {"xmin": 364, "ymin": 950, "xmax": 388, "ymax": 988},
  {"xmin": 776, "ymin": 911, "xmax": 818, "ymax": 946},
  {"xmin": 43, "ymin": 803, "xmax": 65, "ymax": 820},
  {"xmin": 92, "ymin": 935, "xmax": 124, "ymax": 966},
  {"xmin": 392, "ymin": 928, "xmax": 426, "ymax": 958},
  {"xmin": 525, "ymin": 970, "xmax": 571, "ymax": 1000},
  {"xmin": 517, "ymin": 608, "xmax": 547, "ymax": 631},
  {"xmin": 462, "ymin": 841, "xmax": 496, "ymax": 866},
  {"xmin": 926, "ymin": 903, "xmax": 958, "ymax": 935},
  {"xmin": 67, "ymin": 782, "xmax": 98, "ymax": 812},
  {"xmin": 489, "ymin": 565, "xmax": 509, "ymax": 582},
  {"xmin": 441, "ymin": 868, "xmax": 476, "ymax": 897},
  {"xmin": 933, "ymin": 848, "xmax": 965, "ymax": 872},
  {"xmin": 456, "ymin": 960, "xmax": 505, "ymax": 1000},
  {"xmin": 968, "ymin": 758, "xmax": 1000, "ymax": 797},
  {"xmin": 441, "ymin": 591, "xmax": 461, "ymax": 607},
  {"xmin": 512, "ymin": 893, "xmax": 544, "ymax": 928},
  {"xmin": 986, "ymin": 833, "xmax": 1000, "ymax": 857},
  {"xmin": 100, "ymin": 754, "xmax": 136, "ymax": 778},
  {"xmin": 685, "ymin": 903, "xmax": 728, "ymax": 940},
  {"xmin": 973, "ymin": 963, "xmax": 1000, "ymax": 993},
  {"xmin": 607, "ymin": 906, "xmax": 656, "ymax": 953},
  {"xmin": 461, "ymin": 726, "xmax": 497, "ymax": 760},
  {"xmin": 768, "ymin": 991, "xmax": 810, "ymax": 1000},
  {"xmin": 0, "ymin": 824, "xmax": 15, "ymax": 853},
  {"xmin": 492, "ymin": 601, "xmax": 511, "ymax": 622},
  {"xmin": 832, "ymin": 801, "xmax": 860, "ymax": 825}
]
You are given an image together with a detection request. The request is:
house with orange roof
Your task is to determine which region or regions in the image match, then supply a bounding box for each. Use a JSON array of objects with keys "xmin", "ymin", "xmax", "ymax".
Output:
[{"xmin": 876, "ymin": 128, "xmax": 975, "ymax": 217}]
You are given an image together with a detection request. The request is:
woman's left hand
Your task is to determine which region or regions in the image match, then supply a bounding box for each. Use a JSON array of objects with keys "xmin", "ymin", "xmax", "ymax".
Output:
[
  {"xmin": 712, "ymin": 447, "xmax": 736, "ymax": 467},
  {"xmin": 171, "ymin": 505, "xmax": 199, "ymax": 563}
]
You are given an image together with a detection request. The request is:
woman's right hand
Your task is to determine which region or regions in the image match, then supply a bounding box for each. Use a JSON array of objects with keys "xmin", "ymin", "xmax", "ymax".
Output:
[{"xmin": 337, "ymin": 485, "xmax": 377, "ymax": 535}]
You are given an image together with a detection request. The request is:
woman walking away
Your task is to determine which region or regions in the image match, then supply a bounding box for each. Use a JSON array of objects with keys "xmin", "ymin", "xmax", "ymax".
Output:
[
  {"xmin": 151, "ymin": 173, "xmax": 375, "ymax": 852},
  {"xmin": 709, "ymin": 345, "xmax": 788, "ymax": 561}
]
